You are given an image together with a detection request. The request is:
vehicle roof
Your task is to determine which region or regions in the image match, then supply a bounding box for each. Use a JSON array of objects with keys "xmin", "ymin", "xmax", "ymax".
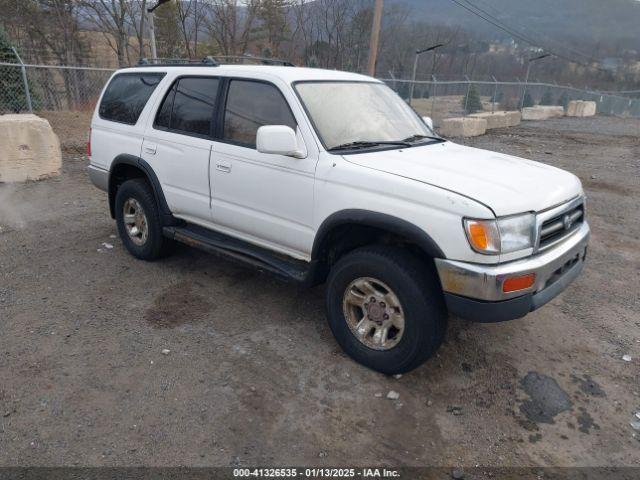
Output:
[{"xmin": 119, "ymin": 65, "xmax": 379, "ymax": 84}]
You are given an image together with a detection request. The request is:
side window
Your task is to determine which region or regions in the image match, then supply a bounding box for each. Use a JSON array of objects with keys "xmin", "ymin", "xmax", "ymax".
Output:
[
  {"xmin": 223, "ymin": 80, "xmax": 296, "ymax": 148},
  {"xmin": 154, "ymin": 77, "xmax": 220, "ymax": 137},
  {"xmin": 155, "ymin": 84, "xmax": 175, "ymax": 129},
  {"xmin": 99, "ymin": 72, "xmax": 165, "ymax": 125}
]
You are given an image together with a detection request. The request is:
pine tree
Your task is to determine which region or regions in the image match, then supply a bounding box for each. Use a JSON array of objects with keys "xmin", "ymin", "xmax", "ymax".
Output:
[
  {"xmin": 155, "ymin": 1, "xmax": 184, "ymax": 59},
  {"xmin": 462, "ymin": 85, "xmax": 483, "ymax": 113},
  {"xmin": 540, "ymin": 90, "xmax": 554, "ymax": 105},
  {"xmin": 0, "ymin": 27, "xmax": 28, "ymax": 113},
  {"xmin": 522, "ymin": 92, "xmax": 534, "ymax": 108},
  {"xmin": 558, "ymin": 92, "xmax": 570, "ymax": 110},
  {"xmin": 256, "ymin": 0, "xmax": 291, "ymax": 57}
]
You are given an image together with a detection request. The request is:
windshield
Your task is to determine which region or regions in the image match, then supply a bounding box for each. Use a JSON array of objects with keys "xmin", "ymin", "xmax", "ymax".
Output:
[{"xmin": 295, "ymin": 81, "xmax": 438, "ymax": 151}]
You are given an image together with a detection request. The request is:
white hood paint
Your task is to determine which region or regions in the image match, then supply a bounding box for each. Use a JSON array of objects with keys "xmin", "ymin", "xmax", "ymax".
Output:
[{"xmin": 344, "ymin": 141, "xmax": 583, "ymax": 217}]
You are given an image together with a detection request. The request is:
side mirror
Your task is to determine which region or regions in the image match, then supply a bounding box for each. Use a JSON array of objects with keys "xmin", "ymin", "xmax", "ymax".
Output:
[
  {"xmin": 422, "ymin": 116, "xmax": 434, "ymax": 130},
  {"xmin": 256, "ymin": 125, "xmax": 305, "ymax": 159}
]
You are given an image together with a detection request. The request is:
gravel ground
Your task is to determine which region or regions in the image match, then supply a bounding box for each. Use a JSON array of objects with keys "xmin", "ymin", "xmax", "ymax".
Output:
[{"xmin": 0, "ymin": 115, "xmax": 639, "ymax": 469}]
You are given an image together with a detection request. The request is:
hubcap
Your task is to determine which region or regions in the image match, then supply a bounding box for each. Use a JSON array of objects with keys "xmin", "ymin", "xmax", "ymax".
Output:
[
  {"xmin": 122, "ymin": 198, "xmax": 149, "ymax": 246},
  {"xmin": 342, "ymin": 277, "xmax": 405, "ymax": 351}
]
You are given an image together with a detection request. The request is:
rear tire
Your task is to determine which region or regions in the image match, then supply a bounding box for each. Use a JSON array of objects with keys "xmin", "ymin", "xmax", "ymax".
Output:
[
  {"xmin": 115, "ymin": 179, "xmax": 174, "ymax": 261},
  {"xmin": 326, "ymin": 246, "xmax": 447, "ymax": 374}
]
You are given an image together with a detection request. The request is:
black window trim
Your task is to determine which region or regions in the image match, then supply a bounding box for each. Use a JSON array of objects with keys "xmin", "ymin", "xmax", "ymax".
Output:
[
  {"xmin": 99, "ymin": 71, "xmax": 166, "ymax": 126},
  {"xmin": 150, "ymin": 75, "xmax": 298, "ymax": 149},
  {"xmin": 217, "ymin": 77, "xmax": 299, "ymax": 151},
  {"xmin": 152, "ymin": 74, "xmax": 223, "ymax": 141}
]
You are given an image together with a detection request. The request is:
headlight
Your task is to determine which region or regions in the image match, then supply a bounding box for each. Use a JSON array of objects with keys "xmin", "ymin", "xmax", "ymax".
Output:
[{"xmin": 464, "ymin": 213, "xmax": 535, "ymax": 255}]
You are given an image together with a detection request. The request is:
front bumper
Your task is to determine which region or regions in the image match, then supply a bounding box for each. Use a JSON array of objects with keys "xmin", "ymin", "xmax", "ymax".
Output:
[{"xmin": 435, "ymin": 222, "xmax": 590, "ymax": 322}]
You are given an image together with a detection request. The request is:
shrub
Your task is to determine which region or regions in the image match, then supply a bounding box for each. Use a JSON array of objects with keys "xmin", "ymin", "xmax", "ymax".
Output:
[
  {"xmin": 557, "ymin": 92, "xmax": 570, "ymax": 110},
  {"xmin": 462, "ymin": 85, "xmax": 483, "ymax": 113},
  {"xmin": 522, "ymin": 92, "xmax": 534, "ymax": 108},
  {"xmin": 540, "ymin": 90, "xmax": 555, "ymax": 105}
]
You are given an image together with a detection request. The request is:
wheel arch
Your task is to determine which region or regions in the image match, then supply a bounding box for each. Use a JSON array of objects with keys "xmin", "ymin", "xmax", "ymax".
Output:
[
  {"xmin": 108, "ymin": 154, "xmax": 174, "ymax": 223},
  {"xmin": 309, "ymin": 209, "xmax": 446, "ymax": 284}
]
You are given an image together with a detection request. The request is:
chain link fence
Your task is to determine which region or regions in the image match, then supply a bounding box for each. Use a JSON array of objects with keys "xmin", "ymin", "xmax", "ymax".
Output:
[
  {"xmin": 383, "ymin": 79, "xmax": 640, "ymax": 126},
  {"xmin": 0, "ymin": 62, "xmax": 114, "ymax": 115},
  {"xmin": 0, "ymin": 61, "xmax": 115, "ymax": 152},
  {"xmin": 1, "ymin": 60, "xmax": 639, "ymax": 126}
]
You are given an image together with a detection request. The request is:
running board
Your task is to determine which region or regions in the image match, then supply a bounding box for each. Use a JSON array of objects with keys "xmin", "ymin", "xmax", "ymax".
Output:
[{"xmin": 163, "ymin": 224, "xmax": 313, "ymax": 284}]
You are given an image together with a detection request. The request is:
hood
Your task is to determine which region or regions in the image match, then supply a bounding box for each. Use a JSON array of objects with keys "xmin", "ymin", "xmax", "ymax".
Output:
[{"xmin": 344, "ymin": 141, "xmax": 583, "ymax": 216}]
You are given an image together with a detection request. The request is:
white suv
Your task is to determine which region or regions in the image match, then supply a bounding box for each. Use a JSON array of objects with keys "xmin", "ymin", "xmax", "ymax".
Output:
[{"xmin": 88, "ymin": 61, "xmax": 589, "ymax": 374}]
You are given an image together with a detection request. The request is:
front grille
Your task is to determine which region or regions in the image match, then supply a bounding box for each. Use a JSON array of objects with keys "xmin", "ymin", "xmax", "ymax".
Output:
[{"xmin": 539, "ymin": 202, "xmax": 584, "ymax": 249}]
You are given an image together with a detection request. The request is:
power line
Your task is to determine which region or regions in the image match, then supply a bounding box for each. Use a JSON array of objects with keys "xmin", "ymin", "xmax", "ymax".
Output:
[
  {"xmin": 447, "ymin": 0, "xmax": 601, "ymax": 68},
  {"xmin": 462, "ymin": 0, "xmax": 596, "ymax": 63}
]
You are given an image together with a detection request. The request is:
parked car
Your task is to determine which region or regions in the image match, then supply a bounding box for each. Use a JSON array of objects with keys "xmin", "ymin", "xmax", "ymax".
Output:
[{"xmin": 88, "ymin": 62, "xmax": 589, "ymax": 374}]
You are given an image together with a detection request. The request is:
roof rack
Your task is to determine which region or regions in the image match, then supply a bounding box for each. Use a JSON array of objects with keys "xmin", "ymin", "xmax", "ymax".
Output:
[
  {"xmin": 215, "ymin": 55, "xmax": 295, "ymax": 67},
  {"xmin": 137, "ymin": 56, "xmax": 219, "ymax": 67},
  {"xmin": 135, "ymin": 55, "xmax": 295, "ymax": 68}
]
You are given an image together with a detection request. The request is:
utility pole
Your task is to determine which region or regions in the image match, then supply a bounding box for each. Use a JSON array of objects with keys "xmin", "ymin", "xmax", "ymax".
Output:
[
  {"xmin": 147, "ymin": 11, "xmax": 157, "ymax": 63},
  {"xmin": 139, "ymin": 0, "xmax": 147, "ymax": 61},
  {"xmin": 147, "ymin": 0, "xmax": 172, "ymax": 64},
  {"xmin": 367, "ymin": 0, "xmax": 384, "ymax": 76}
]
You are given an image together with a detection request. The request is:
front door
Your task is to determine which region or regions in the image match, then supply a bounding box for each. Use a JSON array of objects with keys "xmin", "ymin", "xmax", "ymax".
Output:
[{"xmin": 209, "ymin": 79, "xmax": 316, "ymax": 259}]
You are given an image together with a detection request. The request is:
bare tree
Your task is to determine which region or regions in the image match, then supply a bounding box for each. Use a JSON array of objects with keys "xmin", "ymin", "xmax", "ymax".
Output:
[
  {"xmin": 128, "ymin": 0, "xmax": 148, "ymax": 61},
  {"xmin": 176, "ymin": 0, "xmax": 207, "ymax": 58},
  {"xmin": 204, "ymin": 0, "xmax": 259, "ymax": 56},
  {"xmin": 78, "ymin": 0, "xmax": 134, "ymax": 66}
]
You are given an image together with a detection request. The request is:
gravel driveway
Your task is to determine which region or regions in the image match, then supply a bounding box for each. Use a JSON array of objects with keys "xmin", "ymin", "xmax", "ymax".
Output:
[{"xmin": 0, "ymin": 115, "xmax": 639, "ymax": 469}]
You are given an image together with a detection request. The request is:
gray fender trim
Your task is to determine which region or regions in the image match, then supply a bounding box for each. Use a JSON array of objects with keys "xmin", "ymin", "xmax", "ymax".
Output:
[
  {"xmin": 312, "ymin": 209, "xmax": 446, "ymax": 261},
  {"xmin": 109, "ymin": 154, "xmax": 173, "ymax": 221}
]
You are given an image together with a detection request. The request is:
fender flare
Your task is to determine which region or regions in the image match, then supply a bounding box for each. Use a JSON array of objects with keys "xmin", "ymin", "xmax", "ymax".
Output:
[
  {"xmin": 108, "ymin": 154, "xmax": 173, "ymax": 220},
  {"xmin": 311, "ymin": 209, "xmax": 446, "ymax": 261}
]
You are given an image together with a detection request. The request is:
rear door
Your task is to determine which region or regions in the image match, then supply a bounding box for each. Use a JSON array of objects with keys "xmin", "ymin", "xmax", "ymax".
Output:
[{"xmin": 141, "ymin": 76, "xmax": 221, "ymax": 222}]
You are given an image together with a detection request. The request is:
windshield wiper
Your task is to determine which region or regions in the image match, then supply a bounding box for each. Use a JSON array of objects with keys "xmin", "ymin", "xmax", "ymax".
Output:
[
  {"xmin": 328, "ymin": 140, "xmax": 412, "ymax": 151},
  {"xmin": 401, "ymin": 134, "xmax": 444, "ymax": 143}
]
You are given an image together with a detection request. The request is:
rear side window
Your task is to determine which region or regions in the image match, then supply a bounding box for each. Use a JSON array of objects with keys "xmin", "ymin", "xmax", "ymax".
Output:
[
  {"xmin": 155, "ymin": 77, "xmax": 220, "ymax": 136},
  {"xmin": 99, "ymin": 72, "xmax": 165, "ymax": 125},
  {"xmin": 223, "ymin": 80, "xmax": 296, "ymax": 148}
]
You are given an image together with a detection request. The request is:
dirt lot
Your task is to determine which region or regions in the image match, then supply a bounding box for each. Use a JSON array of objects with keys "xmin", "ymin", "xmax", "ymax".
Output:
[{"xmin": 0, "ymin": 115, "xmax": 639, "ymax": 469}]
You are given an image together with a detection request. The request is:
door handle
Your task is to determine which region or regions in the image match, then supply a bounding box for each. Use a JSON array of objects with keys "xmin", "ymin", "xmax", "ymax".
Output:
[
  {"xmin": 144, "ymin": 145, "xmax": 157, "ymax": 155},
  {"xmin": 216, "ymin": 161, "xmax": 231, "ymax": 173}
]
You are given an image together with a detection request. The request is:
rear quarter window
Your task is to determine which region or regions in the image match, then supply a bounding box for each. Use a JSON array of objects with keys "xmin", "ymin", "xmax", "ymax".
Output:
[{"xmin": 99, "ymin": 72, "xmax": 166, "ymax": 125}]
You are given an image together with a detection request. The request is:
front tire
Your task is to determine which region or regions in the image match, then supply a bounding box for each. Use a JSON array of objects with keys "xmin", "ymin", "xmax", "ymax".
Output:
[
  {"xmin": 115, "ymin": 179, "xmax": 173, "ymax": 261},
  {"xmin": 326, "ymin": 246, "xmax": 447, "ymax": 374}
]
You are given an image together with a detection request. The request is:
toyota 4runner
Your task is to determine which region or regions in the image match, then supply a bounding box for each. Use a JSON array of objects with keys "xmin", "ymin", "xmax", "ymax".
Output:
[{"xmin": 88, "ymin": 61, "xmax": 589, "ymax": 374}]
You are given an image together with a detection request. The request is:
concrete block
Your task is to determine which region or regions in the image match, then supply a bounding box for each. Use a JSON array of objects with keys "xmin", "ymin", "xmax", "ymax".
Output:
[
  {"xmin": 471, "ymin": 110, "xmax": 521, "ymax": 128},
  {"xmin": 522, "ymin": 107, "xmax": 549, "ymax": 121},
  {"xmin": 522, "ymin": 106, "xmax": 564, "ymax": 121},
  {"xmin": 438, "ymin": 117, "xmax": 487, "ymax": 137},
  {"xmin": 542, "ymin": 106, "xmax": 565, "ymax": 118},
  {"xmin": 583, "ymin": 101, "xmax": 597, "ymax": 116},
  {"xmin": 567, "ymin": 100, "xmax": 597, "ymax": 117},
  {"xmin": 469, "ymin": 111, "xmax": 509, "ymax": 129},
  {"xmin": 577, "ymin": 101, "xmax": 596, "ymax": 117},
  {"xmin": 567, "ymin": 100, "xmax": 580, "ymax": 117},
  {"xmin": 503, "ymin": 111, "xmax": 522, "ymax": 127},
  {"xmin": 0, "ymin": 114, "xmax": 61, "ymax": 183}
]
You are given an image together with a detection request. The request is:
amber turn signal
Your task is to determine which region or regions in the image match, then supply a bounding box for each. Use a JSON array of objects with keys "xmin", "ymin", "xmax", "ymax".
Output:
[
  {"xmin": 503, "ymin": 273, "xmax": 536, "ymax": 293},
  {"xmin": 468, "ymin": 223, "xmax": 488, "ymax": 250}
]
